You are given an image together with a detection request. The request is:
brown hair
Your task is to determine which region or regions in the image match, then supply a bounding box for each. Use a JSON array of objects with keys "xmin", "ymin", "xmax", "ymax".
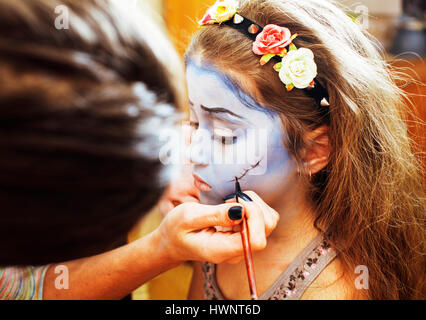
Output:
[
  {"xmin": 0, "ymin": 0, "xmax": 184, "ymax": 265},
  {"xmin": 187, "ymin": 0, "xmax": 425, "ymax": 299}
]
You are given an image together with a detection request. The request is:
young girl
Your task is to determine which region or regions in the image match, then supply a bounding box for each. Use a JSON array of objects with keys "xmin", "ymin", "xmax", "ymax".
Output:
[{"xmin": 185, "ymin": 0, "xmax": 425, "ymax": 300}]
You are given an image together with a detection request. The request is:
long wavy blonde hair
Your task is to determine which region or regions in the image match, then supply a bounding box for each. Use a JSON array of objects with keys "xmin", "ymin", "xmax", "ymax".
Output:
[{"xmin": 186, "ymin": 0, "xmax": 426, "ymax": 299}]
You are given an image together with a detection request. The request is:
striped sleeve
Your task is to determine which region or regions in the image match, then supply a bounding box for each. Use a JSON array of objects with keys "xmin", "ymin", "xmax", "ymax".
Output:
[{"xmin": 0, "ymin": 265, "xmax": 50, "ymax": 300}]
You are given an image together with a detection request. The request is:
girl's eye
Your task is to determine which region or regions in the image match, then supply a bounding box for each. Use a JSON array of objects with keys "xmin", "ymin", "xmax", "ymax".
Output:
[
  {"xmin": 214, "ymin": 135, "xmax": 238, "ymax": 145},
  {"xmin": 213, "ymin": 128, "xmax": 237, "ymax": 145}
]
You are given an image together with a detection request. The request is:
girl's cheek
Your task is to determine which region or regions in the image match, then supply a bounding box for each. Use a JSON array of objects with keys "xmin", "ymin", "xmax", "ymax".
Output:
[{"xmin": 197, "ymin": 120, "xmax": 293, "ymax": 204}]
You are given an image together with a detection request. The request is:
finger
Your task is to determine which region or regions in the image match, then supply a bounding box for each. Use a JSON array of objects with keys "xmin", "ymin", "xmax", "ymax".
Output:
[
  {"xmin": 177, "ymin": 202, "xmax": 245, "ymax": 230},
  {"xmin": 241, "ymin": 201, "xmax": 267, "ymax": 251},
  {"xmin": 241, "ymin": 190, "xmax": 265, "ymax": 206},
  {"xmin": 223, "ymin": 256, "xmax": 244, "ymax": 265},
  {"xmin": 188, "ymin": 229, "xmax": 244, "ymax": 264},
  {"xmin": 242, "ymin": 191, "xmax": 279, "ymax": 236},
  {"xmin": 226, "ymin": 191, "xmax": 279, "ymax": 237},
  {"xmin": 225, "ymin": 194, "xmax": 268, "ymax": 248}
]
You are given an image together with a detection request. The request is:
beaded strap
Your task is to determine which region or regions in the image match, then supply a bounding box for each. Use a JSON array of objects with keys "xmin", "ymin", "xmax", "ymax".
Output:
[{"xmin": 202, "ymin": 233, "xmax": 337, "ymax": 300}]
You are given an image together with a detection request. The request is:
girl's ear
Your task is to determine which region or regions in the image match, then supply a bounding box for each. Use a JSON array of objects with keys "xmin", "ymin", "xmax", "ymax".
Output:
[{"xmin": 301, "ymin": 125, "xmax": 331, "ymax": 175}]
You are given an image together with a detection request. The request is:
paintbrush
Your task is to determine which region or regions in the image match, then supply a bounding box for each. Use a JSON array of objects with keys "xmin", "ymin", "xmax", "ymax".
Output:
[{"xmin": 235, "ymin": 178, "xmax": 259, "ymax": 300}]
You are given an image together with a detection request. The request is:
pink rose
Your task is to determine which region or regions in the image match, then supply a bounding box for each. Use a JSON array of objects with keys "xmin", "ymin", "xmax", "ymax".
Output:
[{"xmin": 253, "ymin": 24, "xmax": 292, "ymax": 55}]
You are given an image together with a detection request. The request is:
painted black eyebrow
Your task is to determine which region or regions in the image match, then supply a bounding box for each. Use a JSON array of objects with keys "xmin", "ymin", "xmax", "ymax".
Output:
[{"xmin": 200, "ymin": 105, "xmax": 244, "ymax": 120}]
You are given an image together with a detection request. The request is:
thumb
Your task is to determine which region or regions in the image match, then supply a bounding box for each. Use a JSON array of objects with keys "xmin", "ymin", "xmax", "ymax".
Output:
[{"xmin": 178, "ymin": 202, "xmax": 244, "ymax": 230}]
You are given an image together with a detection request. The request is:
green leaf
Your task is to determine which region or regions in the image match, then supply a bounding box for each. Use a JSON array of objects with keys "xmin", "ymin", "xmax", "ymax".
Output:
[
  {"xmin": 290, "ymin": 33, "xmax": 298, "ymax": 41},
  {"xmin": 273, "ymin": 62, "xmax": 282, "ymax": 72},
  {"xmin": 288, "ymin": 43, "xmax": 297, "ymax": 51},
  {"xmin": 260, "ymin": 53, "xmax": 276, "ymax": 65},
  {"xmin": 278, "ymin": 48, "xmax": 287, "ymax": 57}
]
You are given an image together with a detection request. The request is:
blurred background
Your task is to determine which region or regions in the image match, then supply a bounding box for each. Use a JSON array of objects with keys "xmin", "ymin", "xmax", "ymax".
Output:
[
  {"xmin": 146, "ymin": 0, "xmax": 425, "ymax": 56},
  {"xmin": 132, "ymin": 0, "xmax": 425, "ymax": 300}
]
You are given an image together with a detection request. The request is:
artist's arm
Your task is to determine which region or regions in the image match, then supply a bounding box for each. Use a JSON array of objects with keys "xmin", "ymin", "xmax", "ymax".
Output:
[
  {"xmin": 43, "ymin": 229, "xmax": 176, "ymax": 300},
  {"xmin": 0, "ymin": 265, "xmax": 49, "ymax": 300},
  {"xmin": 43, "ymin": 202, "xmax": 265, "ymax": 300}
]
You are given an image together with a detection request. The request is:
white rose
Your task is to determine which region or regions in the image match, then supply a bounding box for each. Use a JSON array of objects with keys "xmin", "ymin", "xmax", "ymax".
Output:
[
  {"xmin": 279, "ymin": 48, "xmax": 318, "ymax": 89},
  {"xmin": 210, "ymin": 0, "xmax": 239, "ymax": 23}
]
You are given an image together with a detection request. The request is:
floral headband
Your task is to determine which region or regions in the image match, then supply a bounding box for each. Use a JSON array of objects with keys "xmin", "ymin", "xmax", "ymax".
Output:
[{"xmin": 198, "ymin": 0, "xmax": 329, "ymax": 108}]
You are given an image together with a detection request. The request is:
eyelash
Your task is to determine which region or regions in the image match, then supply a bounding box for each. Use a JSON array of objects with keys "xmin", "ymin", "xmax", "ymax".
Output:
[
  {"xmin": 214, "ymin": 135, "xmax": 238, "ymax": 145},
  {"xmin": 190, "ymin": 121, "xmax": 237, "ymax": 145}
]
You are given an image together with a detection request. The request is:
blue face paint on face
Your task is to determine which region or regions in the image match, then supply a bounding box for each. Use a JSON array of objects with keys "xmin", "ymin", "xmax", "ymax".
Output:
[{"xmin": 186, "ymin": 60, "xmax": 296, "ymax": 205}]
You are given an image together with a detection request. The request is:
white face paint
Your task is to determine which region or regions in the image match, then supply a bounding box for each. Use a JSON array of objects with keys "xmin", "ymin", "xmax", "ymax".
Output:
[{"xmin": 186, "ymin": 61, "xmax": 296, "ymax": 205}]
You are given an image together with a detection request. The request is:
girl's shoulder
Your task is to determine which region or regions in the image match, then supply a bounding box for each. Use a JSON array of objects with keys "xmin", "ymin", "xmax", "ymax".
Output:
[{"xmin": 300, "ymin": 258, "xmax": 369, "ymax": 300}]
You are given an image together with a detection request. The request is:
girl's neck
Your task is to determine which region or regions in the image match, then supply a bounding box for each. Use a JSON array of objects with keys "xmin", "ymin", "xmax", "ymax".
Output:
[{"xmin": 267, "ymin": 178, "xmax": 320, "ymax": 250}]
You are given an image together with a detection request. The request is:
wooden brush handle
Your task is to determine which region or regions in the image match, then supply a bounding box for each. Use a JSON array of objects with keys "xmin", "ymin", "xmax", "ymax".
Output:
[{"xmin": 240, "ymin": 217, "xmax": 259, "ymax": 300}]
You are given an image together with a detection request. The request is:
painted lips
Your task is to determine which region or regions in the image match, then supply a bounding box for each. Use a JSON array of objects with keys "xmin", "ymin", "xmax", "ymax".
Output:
[{"xmin": 192, "ymin": 173, "xmax": 212, "ymax": 192}]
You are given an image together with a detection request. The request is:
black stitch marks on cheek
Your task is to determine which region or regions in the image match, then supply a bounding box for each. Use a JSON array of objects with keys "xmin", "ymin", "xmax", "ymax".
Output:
[
  {"xmin": 239, "ymin": 159, "xmax": 262, "ymax": 180},
  {"xmin": 227, "ymin": 159, "xmax": 262, "ymax": 182}
]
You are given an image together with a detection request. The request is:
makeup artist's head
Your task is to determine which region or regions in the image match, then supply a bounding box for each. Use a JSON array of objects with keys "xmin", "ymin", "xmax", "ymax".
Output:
[
  {"xmin": 186, "ymin": 0, "xmax": 425, "ymax": 299},
  {"xmin": 0, "ymin": 0, "xmax": 184, "ymax": 265}
]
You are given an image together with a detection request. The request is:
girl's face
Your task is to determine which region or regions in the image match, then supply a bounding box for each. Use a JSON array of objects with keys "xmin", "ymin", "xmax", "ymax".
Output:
[{"xmin": 186, "ymin": 61, "xmax": 296, "ymax": 205}]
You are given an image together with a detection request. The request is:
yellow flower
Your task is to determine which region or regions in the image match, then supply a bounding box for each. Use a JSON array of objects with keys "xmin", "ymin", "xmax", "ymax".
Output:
[
  {"xmin": 208, "ymin": 0, "xmax": 239, "ymax": 23},
  {"xmin": 279, "ymin": 48, "xmax": 317, "ymax": 89}
]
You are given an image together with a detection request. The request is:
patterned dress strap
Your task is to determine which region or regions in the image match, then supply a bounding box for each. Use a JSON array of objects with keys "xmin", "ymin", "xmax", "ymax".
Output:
[
  {"xmin": 265, "ymin": 234, "xmax": 337, "ymax": 300},
  {"xmin": 201, "ymin": 233, "xmax": 337, "ymax": 300},
  {"xmin": 202, "ymin": 262, "xmax": 224, "ymax": 300}
]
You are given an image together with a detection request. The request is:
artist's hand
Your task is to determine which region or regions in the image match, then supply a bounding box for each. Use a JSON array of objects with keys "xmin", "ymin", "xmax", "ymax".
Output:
[
  {"xmin": 224, "ymin": 190, "xmax": 280, "ymax": 264},
  {"xmin": 156, "ymin": 200, "xmax": 276, "ymax": 264}
]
